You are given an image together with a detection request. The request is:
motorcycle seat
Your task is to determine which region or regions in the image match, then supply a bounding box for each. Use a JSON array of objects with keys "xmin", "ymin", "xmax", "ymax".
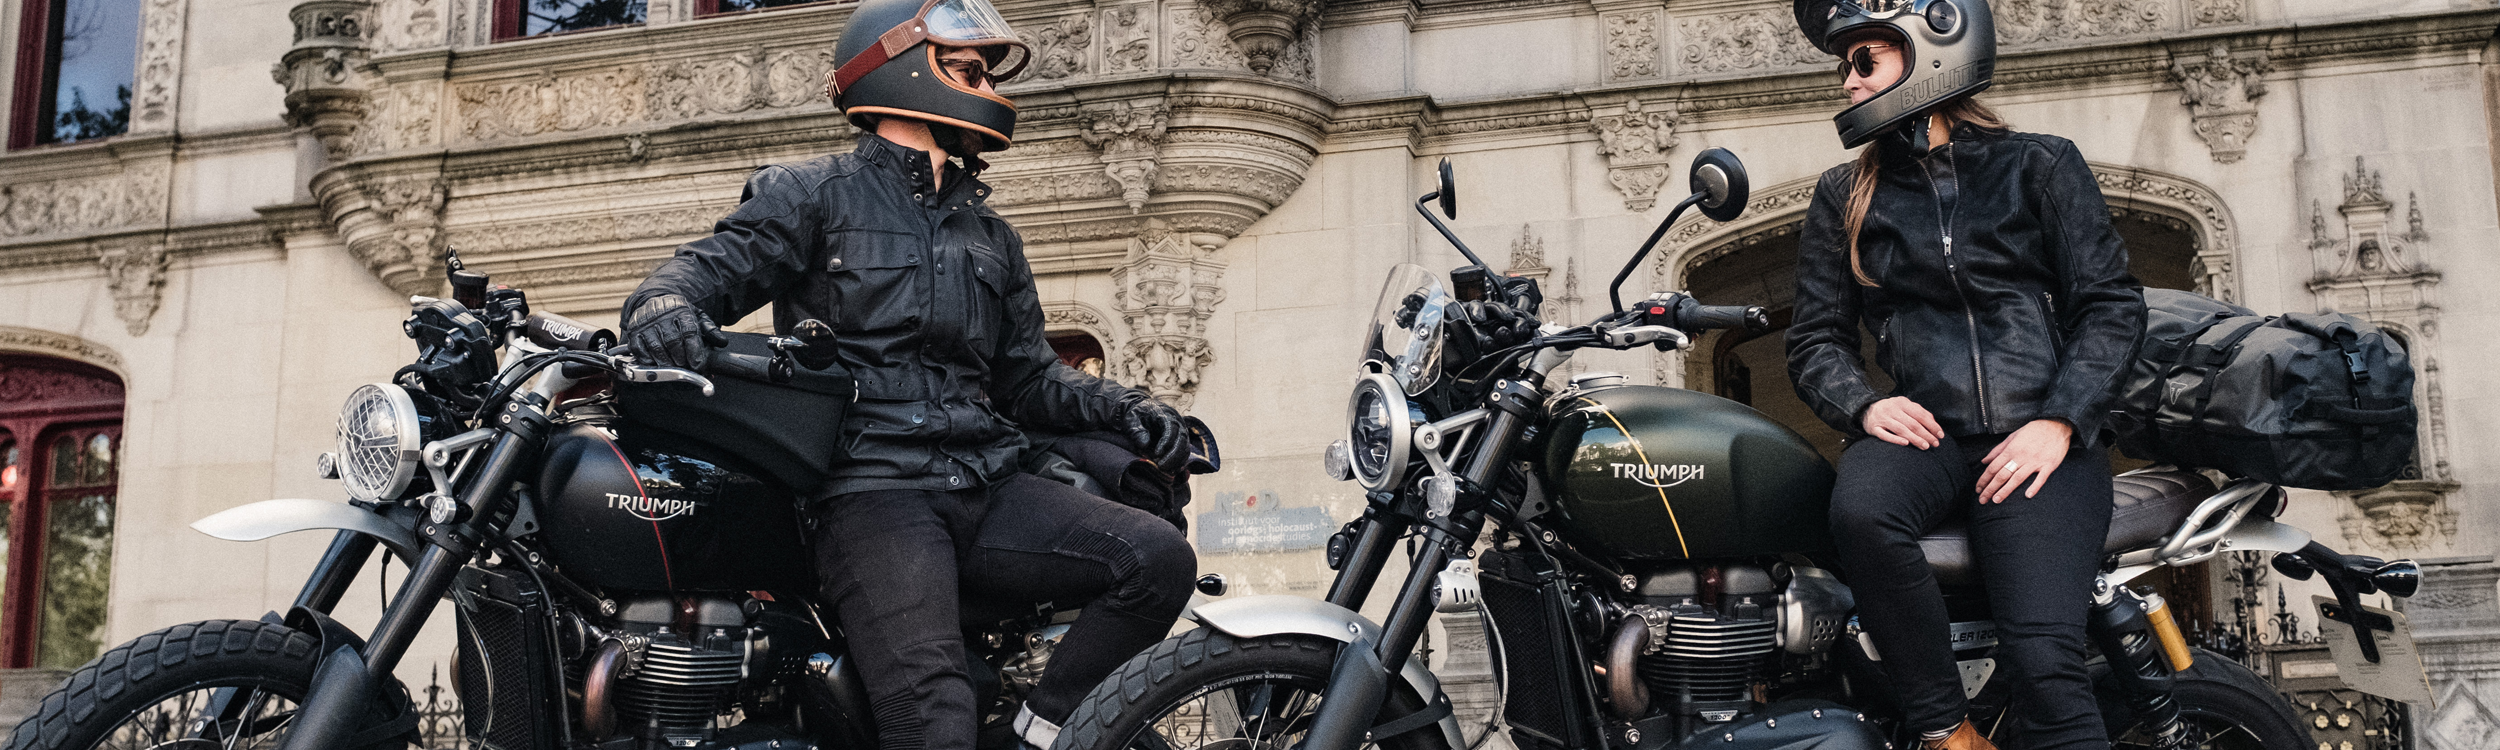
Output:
[{"xmin": 1916, "ymin": 470, "xmax": 2219, "ymax": 588}]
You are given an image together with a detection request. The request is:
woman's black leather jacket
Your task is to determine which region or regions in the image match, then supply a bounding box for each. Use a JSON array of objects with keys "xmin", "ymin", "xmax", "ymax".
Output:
[{"xmin": 1785, "ymin": 126, "xmax": 2146, "ymax": 445}]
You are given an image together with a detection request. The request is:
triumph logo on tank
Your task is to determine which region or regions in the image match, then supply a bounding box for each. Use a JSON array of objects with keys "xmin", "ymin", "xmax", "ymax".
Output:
[
  {"xmin": 606, "ymin": 492, "xmax": 700, "ymax": 521},
  {"xmin": 1611, "ymin": 463, "xmax": 1706, "ymax": 488}
]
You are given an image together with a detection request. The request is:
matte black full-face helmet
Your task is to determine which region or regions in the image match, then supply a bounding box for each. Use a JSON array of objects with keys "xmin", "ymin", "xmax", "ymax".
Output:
[
  {"xmin": 1793, "ymin": 0, "xmax": 1996, "ymax": 148},
  {"xmin": 829, "ymin": 0, "xmax": 1031, "ymax": 153}
]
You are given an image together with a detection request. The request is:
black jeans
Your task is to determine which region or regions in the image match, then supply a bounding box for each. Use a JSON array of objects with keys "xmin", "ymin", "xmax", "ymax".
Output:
[
  {"xmin": 1828, "ymin": 434, "xmax": 2112, "ymax": 750},
  {"xmin": 811, "ymin": 473, "xmax": 1198, "ymax": 750}
]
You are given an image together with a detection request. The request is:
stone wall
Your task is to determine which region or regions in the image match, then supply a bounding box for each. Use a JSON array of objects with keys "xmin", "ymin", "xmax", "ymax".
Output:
[{"xmin": 0, "ymin": 0, "xmax": 2495, "ymax": 737}]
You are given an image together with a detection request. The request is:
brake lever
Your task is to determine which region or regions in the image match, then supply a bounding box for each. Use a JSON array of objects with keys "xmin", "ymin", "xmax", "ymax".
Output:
[
  {"xmin": 617, "ymin": 365, "xmax": 716, "ymax": 396},
  {"xmin": 1600, "ymin": 324, "xmax": 1689, "ymax": 351}
]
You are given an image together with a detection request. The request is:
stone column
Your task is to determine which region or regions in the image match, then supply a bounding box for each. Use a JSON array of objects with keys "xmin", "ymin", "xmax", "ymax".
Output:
[{"xmin": 2408, "ymin": 558, "xmax": 2500, "ymax": 749}]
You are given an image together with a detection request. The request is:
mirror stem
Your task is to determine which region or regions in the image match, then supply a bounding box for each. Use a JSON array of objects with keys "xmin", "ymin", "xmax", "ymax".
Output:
[
  {"xmin": 1608, "ymin": 193, "xmax": 1708, "ymax": 313},
  {"xmin": 1415, "ymin": 194, "xmax": 1491, "ymax": 269}
]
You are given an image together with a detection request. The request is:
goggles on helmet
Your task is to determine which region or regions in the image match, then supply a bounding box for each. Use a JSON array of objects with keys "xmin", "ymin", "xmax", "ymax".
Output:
[{"xmin": 833, "ymin": 0, "xmax": 1029, "ymax": 95}]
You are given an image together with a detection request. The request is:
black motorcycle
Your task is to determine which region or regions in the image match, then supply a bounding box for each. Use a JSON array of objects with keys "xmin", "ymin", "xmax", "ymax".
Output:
[
  {"xmin": 1052, "ymin": 153, "xmax": 2423, "ymax": 750},
  {"xmin": 2, "ymin": 260, "xmax": 1129, "ymax": 750}
]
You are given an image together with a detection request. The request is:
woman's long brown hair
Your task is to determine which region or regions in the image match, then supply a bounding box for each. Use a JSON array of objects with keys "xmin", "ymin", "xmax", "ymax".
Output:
[{"xmin": 1841, "ymin": 97, "xmax": 2009, "ymax": 285}]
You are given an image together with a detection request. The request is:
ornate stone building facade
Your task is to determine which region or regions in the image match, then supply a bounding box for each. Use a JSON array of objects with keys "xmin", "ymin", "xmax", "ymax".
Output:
[{"xmin": 2, "ymin": 0, "xmax": 2497, "ymax": 740}]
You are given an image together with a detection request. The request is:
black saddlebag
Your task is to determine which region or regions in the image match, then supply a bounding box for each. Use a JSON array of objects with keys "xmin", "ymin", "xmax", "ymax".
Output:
[
  {"xmin": 2107, "ymin": 290, "xmax": 2417, "ymax": 491},
  {"xmin": 614, "ymin": 331, "xmax": 856, "ymax": 495}
]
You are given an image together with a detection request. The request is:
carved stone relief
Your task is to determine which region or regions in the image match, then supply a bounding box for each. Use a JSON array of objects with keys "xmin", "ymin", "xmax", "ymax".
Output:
[
  {"xmin": 375, "ymin": 0, "xmax": 446, "ymax": 50},
  {"xmin": 2305, "ymin": 157, "xmax": 2456, "ymax": 552},
  {"xmin": 1590, "ymin": 99, "xmax": 1679, "ymax": 211},
  {"xmin": 1025, "ymin": 14, "xmax": 1096, "ymax": 81},
  {"xmin": 1673, "ymin": 10, "xmax": 1822, "ymax": 74},
  {"xmin": 2190, "ymin": 0, "xmax": 2247, "ymax": 26},
  {"xmin": 2092, "ymin": 166, "xmax": 2241, "ymax": 302},
  {"xmin": 1041, "ymin": 301, "xmax": 1126, "ymax": 377},
  {"xmin": 1102, "ymin": 5, "xmax": 1157, "ymax": 75},
  {"xmin": 1603, "ymin": 11, "xmax": 1660, "ymax": 82},
  {"xmin": 0, "ymin": 327, "xmax": 125, "ymax": 371},
  {"xmin": 1168, "ymin": 5, "xmax": 1250, "ymax": 70},
  {"xmin": 1080, "ymin": 100, "xmax": 1172, "ymax": 213},
  {"xmin": 1996, "ymin": 0, "xmax": 2169, "ymax": 46},
  {"xmin": 1198, "ymin": 0, "xmax": 1318, "ymax": 78},
  {"xmin": 325, "ymin": 174, "xmax": 450, "ymax": 296},
  {"xmin": 96, "ymin": 242, "xmax": 169, "ymax": 336},
  {"xmin": 0, "ymin": 166, "xmax": 173, "ymax": 239},
  {"xmin": 2168, "ymin": 44, "xmax": 2271, "ymax": 163},
  {"xmin": 131, "ymin": 0, "xmax": 189, "ymax": 132},
  {"xmin": 1113, "ymin": 223, "xmax": 1228, "ymax": 411}
]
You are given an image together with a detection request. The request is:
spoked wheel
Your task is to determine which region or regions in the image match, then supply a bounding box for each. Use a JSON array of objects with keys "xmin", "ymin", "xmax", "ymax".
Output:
[
  {"xmin": 3, "ymin": 620, "xmax": 340, "ymax": 750},
  {"xmin": 1057, "ymin": 630, "xmax": 1451, "ymax": 750},
  {"xmin": 2106, "ymin": 649, "xmax": 2309, "ymax": 750},
  {"xmin": 92, "ymin": 686, "xmax": 300, "ymax": 750}
]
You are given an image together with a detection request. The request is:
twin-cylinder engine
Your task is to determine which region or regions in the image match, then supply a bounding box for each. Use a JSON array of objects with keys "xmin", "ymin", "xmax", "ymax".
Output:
[{"xmin": 1478, "ymin": 552, "xmax": 1854, "ymax": 749}]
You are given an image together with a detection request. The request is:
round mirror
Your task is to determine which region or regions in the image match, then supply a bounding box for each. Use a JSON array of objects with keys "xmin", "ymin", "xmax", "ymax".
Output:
[
  {"xmin": 1689, "ymin": 148, "xmax": 1750, "ymax": 222},
  {"xmin": 1437, "ymin": 158, "xmax": 1458, "ymax": 219}
]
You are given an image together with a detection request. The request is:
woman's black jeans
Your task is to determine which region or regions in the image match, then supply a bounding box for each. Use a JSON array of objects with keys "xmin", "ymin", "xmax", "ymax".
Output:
[
  {"xmin": 1828, "ymin": 434, "xmax": 2113, "ymax": 750},
  {"xmin": 810, "ymin": 472, "xmax": 1198, "ymax": 750}
]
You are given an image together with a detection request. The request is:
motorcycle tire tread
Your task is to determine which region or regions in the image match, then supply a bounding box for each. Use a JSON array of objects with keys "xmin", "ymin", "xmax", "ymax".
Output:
[
  {"xmin": 1056, "ymin": 628, "xmax": 1449, "ymax": 750},
  {"xmin": 3, "ymin": 619, "xmax": 326, "ymax": 750}
]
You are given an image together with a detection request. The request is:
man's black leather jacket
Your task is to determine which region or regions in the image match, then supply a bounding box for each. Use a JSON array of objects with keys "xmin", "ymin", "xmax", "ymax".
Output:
[
  {"xmin": 626, "ymin": 135, "xmax": 1141, "ymax": 496},
  {"xmin": 1786, "ymin": 126, "xmax": 2146, "ymax": 445}
]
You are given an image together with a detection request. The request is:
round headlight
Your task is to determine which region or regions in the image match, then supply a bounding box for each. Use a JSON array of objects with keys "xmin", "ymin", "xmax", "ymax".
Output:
[
  {"xmin": 336, "ymin": 383, "xmax": 422, "ymax": 502},
  {"xmin": 1346, "ymin": 373, "xmax": 1414, "ymax": 491}
]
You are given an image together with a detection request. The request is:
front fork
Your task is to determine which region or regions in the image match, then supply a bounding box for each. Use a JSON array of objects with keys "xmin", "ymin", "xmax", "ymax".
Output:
[{"xmin": 275, "ymin": 401, "xmax": 549, "ymax": 750}]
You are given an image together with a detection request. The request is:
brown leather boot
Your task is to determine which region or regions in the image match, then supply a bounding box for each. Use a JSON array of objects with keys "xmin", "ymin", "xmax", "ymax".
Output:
[{"xmin": 1920, "ymin": 720, "xmax": 1997, "ymax": 750}]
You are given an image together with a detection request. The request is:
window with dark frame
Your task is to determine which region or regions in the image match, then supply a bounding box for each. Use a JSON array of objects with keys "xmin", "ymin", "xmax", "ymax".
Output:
[
  {"xmin": 694, "ymin": 0, "xmax": 834, "ymax": 16},
  {"xmin": 0, "ymin": 355, "xmax": 123, "ymax": 670},
  {"xmin": 7, "ymin": 0, "xmax": 141, "ymax": 150},
  {"xmin": 493, "ymin": 0, "xmax": 648, "ymax": 40}
]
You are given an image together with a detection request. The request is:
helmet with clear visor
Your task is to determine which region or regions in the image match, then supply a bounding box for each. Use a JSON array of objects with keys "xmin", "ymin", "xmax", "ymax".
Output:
[
  {"xmin": 830, "ymin": 0, "xmax": 1032, "ymax": 153},
  {"xmin": 1792, "ymin": 0, "xmax": 1996, "ymax": 149}
]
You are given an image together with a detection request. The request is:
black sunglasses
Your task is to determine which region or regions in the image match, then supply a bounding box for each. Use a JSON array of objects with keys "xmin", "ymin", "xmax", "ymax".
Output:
[
  {"xmin": 1837, "ymin": 44, "xmax": 1896, "ymax": 80},
  {"xmin": 939, "ymin": 58, "xmax": 992, "ymax": 89}
]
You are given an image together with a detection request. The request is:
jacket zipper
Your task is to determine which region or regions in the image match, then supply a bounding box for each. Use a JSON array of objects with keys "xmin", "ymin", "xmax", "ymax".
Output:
[
  {"xmin": 2042, "ymin": 291, "xmax": 2063, "ymax": 352},
  {"xmin": 1923, "ymin": 144, "xmax": 1992, "ymax": 431}
]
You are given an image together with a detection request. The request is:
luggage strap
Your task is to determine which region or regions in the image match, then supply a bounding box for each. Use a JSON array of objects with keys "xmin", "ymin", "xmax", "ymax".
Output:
[
  {"xmin": 2299, "ymin": 401, "xmax": 2413, "ymax": 425},
  {"xmin": 2144, "ymin": 313, "xmax": 2244, "ymax": 364},
  {"xmin": 2172, "ymin": 317, "xmax": 2272, "ymax": 423}
]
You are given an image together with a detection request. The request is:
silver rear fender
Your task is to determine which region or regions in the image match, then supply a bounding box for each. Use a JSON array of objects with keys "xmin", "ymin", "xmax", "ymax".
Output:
[
  {"xmin": 192, "ymin": 499, "xmax": 423, "ymax": 561},
  {"xmin": 1189, "ymin": 595, "xmax": 1467, "ymax": 749}
]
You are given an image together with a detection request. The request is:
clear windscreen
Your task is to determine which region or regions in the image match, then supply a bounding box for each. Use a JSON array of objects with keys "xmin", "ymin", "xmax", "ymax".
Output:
[{"xmin": 1361, "ymin": 264, "xmax": 1450, "ymax": 394}]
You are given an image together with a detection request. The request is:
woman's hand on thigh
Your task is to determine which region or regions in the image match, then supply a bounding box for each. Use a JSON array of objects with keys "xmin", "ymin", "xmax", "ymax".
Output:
[
  {"xmin": 1861, "ymin": 396, "xmax": 1947, "ymax": 449},
  {"xmin": 1978, "ymin": 419, "xmax": 2075, "ymax": 503}
]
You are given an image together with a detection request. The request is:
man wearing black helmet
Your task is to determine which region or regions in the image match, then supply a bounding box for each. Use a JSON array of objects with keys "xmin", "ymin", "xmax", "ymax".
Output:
[
  {"xmin": 1784, "ymin": 0, "xmax": 2144, "ymax": 749},
  {"xmin": 617, "ymin": 2, "xmax": 1200, "ymax": 748}
]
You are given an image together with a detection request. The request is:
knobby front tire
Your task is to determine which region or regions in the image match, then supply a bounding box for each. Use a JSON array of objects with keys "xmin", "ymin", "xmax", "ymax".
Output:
[
  {"xmin": 1056, "ymin": 628, "xmax": 1454, "ymax": 750},
  {"xmin": 1, "ymin": 619, "xmax": 357, "ymax": 750}
]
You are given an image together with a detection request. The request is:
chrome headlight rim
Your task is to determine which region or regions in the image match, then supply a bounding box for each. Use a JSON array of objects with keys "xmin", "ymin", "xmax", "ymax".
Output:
[
  {"xmin": 336, "ymin": 382, "xmax": 423, "ymax": 503},
  {"xmin": 1346, "ymin": 373, "xmax": 1414, "ymax": 492}
]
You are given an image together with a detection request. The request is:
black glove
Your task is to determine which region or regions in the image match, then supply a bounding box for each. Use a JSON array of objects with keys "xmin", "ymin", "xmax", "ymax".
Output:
[
  {"xmin": 1444, "ymin": 300, "xmax": 1538, "ymax": 368},
  {"xmin": 1121, "ymin": 396, "xmax": 1191, "ymax": 477},
  {"xmin": 624, "ymin": 294, "xmax": 728, "ymax": 371}
]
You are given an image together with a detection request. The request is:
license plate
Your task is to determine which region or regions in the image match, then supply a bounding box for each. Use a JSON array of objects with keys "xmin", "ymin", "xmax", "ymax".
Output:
[{"xmin": 2312, "ymin": 595, "xmax": 2432, "ymax": 704}]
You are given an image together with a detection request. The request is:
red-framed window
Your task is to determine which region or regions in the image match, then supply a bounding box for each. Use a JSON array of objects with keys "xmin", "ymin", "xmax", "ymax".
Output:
[
  {"xmin": 7, "ymin": 0, "xmax": 140, "ymax": 150},
  {"xmin": 0, "ymin": 354, "xmax": 124, "ymax": 670}
]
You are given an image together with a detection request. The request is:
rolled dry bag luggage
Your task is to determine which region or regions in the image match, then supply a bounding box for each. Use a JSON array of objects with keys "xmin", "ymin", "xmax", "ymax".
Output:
[
  {"xmin": 613, "ymin": 331, "xmax": 856, "ymax": 494},
  {"xmin": 2108, "ymin": 289, "xmax": 2416, "ymax": 490}
]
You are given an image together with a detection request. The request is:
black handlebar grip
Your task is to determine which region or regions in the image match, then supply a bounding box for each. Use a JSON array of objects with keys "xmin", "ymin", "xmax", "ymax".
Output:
[
  {"xmin": 709, "ymin": 352, "xmax": 781, "ymax": 383},
  {"xmin": 1676, "ymin": 300, "xmax": 1772, "ymax": 334},
  {"xmin": 523, "ymin": 312, "xmax": 617, "ymax": 352}
]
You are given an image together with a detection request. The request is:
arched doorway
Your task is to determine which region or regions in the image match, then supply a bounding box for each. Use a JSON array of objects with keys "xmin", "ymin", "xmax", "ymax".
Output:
[{"xmin": 0, "ymin": 354, "xmax": 125, "ymax": 671}]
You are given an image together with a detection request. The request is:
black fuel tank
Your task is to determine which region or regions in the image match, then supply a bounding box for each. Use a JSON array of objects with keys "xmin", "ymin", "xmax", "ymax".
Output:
[
  {"xmin": 534, "ymin": 422, "xmax": 812, "ymax": 593},
  {"xmin": 1540, "ymin": 384, "xmax": 1836, "ymax": 561}
]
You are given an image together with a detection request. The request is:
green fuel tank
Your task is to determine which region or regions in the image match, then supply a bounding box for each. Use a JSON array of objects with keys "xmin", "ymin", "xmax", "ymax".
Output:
[{"xmin": 1539, "ymin": 383, "xmax": 1837, "ymax": 561}]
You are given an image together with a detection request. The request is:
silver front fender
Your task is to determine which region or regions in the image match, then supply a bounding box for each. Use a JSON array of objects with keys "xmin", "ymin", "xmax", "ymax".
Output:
[
  {"xmin": 191, "ymin": 498, "xmax": 423, "ymax": 560},
  {"xmin": 1189, "ymin": 595, "xmax": 1468, "ymax": 749}
]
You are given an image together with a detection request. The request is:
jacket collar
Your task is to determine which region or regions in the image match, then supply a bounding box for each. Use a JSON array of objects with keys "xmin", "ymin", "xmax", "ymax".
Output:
[
  {"xmin": 856, "ymin": 133, "xmax": 991, "ymax": 205},
  {"xmin": 1876, "ymin": 118, "xmax": 2004, "ymax": 166}
]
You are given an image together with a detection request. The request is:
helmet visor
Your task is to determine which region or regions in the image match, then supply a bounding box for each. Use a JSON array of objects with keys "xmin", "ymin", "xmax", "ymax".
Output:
[{"xmin": 922, "ymin": 0, "xmax": 1029, "ymax": 79}]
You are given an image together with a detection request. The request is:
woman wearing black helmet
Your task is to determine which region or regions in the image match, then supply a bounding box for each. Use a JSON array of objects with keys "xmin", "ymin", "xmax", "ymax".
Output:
[{"xmin": 1784, "ymin": 1, "xmax": 2146, "ymax": 749}]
